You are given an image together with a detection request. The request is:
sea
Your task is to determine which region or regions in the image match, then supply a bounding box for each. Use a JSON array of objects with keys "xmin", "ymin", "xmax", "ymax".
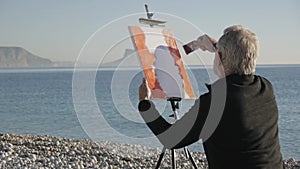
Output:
[{"xmin": 0, "ymin": 65, "xmax": 299, "ymax": 160}]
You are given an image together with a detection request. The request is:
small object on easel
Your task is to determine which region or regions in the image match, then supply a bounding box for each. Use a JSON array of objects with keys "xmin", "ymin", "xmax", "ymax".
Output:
[{"xmin": 139, "ymin": 4, "xmax": 166, "ymax": 27}]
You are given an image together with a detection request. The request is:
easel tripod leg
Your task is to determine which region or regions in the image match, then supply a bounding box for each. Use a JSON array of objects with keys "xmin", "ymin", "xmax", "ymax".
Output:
[
  {"xmin": 187, "ymin": 148, "xmax": 198, "ymax": 169},
  {"xmin": 183, "ymin": 147, "xmax": 189, "ymax": 158},
  {"xmin": 155, "ymin": 147, "xmax": 166, "ymax": 169},
  {"xmin": 171, "ymin": 149, "xmax": 176, "ymax": 169}
]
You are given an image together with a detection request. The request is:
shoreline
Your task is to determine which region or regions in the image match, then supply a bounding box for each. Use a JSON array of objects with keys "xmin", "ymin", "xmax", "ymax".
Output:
[{"xmin": 0, "ymin": 133, "xmax": 299, "ymax": 169}]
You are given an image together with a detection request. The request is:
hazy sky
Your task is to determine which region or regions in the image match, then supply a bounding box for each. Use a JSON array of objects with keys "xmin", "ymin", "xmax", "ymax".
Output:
[{"xmin": 0, "ymin": 0, "xmax": 299, "ymax": 64}]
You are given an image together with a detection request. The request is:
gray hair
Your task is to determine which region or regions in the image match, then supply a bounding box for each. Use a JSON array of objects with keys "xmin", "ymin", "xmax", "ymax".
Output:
[{"xmin": 217, "ymin": 25, "xmax": 259, "ymax": 75}]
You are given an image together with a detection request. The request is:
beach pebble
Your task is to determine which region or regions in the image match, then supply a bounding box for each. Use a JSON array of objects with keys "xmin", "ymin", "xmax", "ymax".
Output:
[{"xmin": 0, "ymin": 133, "xmax": 298, "ymax": 169}]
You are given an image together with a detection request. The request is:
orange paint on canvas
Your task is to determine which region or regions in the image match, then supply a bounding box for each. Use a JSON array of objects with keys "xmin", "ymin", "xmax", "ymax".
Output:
[
  {"xmin": 162, "ymin": 29, "xmax": 195, "ymax": 98},
  {"xmin": 129, "ymin": 26, "xmax": 195, "ymax": 99},
  {"xmin": 129, "ymin": 26, "xmax": 166, "ymax": 98}
]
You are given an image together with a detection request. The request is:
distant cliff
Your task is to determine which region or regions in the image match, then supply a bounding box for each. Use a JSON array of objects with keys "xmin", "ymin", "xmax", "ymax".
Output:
[
  {"xmin": 0, "ymin": 47, "xmax": 53, "ymax": 67},
  {"xmin": 100, "ymin": 49, "xmax": 140, "ymax": 68}
]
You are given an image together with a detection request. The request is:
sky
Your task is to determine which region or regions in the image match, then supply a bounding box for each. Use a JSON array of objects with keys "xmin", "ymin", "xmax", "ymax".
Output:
[{"xmin": 0, "ymin": 0, "xmax": 299, "ymax": 65}]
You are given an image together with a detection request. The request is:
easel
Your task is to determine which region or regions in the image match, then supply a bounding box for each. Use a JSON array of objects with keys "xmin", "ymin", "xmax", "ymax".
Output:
[
  {"xmin": 138, "ymin": 4, "xmax": 198, "ymax": 168},
  {"xmin": 154, "ymin": 97, "xmax": 198, "ymax": 169}
]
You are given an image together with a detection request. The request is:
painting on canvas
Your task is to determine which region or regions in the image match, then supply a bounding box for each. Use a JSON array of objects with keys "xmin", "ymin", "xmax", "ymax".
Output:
[{"xmin": 129, "ymin": 26, "xmax": 195, "ymax": 99}]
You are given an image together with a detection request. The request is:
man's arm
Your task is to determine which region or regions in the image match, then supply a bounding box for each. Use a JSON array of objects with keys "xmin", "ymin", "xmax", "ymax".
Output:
[
  {"xmin": 196, "ymin": 34, "xmax": 217, "ymax": 53},
  {"xmin": 138, "ymin": 93, "xmax": 211, "ymax": 149},
  {"xmin": 138, "ymin": 100, "xmax": 172, "ymax": 136}
]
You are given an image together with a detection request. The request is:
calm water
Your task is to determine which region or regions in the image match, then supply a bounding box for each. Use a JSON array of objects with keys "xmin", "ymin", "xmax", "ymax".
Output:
[{"xmin": 0, "ymin": 66, "xmax": 299, "ymax": 159}]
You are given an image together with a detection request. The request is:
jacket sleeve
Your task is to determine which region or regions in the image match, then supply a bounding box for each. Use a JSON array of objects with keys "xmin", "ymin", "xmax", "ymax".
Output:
[{"xmin": 138, "ymin": 93, "xmax": 211, "ymax": 149}]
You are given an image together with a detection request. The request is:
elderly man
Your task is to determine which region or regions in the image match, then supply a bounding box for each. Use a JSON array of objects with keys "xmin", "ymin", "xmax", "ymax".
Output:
[{"xmin": 138, "ymin": 25, "xmax": 283, "ymax": 169}]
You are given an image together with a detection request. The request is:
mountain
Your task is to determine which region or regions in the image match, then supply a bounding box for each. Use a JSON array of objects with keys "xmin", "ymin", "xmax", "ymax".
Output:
[
  {"xmin": 0, "ymin": 47, "xmax": 53, "ymax": 67},
  {"xmin": 100, "ymin": 49, "xmax": 140, "ymax": 68}
]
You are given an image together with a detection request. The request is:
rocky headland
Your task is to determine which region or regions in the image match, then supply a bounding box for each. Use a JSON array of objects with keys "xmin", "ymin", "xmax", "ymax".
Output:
[{"xmin": 0, "ymin": 47, "xmax": 53, "ymax": 67}]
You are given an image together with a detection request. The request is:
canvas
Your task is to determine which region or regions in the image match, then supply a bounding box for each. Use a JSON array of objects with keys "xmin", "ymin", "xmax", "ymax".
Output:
[{"xmin": 129, "ymin": 26, "xmax": 195, "ymax": 99}]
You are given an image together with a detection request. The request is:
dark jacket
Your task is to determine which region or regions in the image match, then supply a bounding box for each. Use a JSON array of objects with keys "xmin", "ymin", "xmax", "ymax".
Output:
[{"xmin": 138, "ymin": 74, "xmax": 283, "ymax": 169}]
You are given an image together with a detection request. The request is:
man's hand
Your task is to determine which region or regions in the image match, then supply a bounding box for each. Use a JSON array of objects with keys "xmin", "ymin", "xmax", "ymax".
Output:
[
  {"xmin": 196, "ymin": 34, "xmax": 217, "ymax": 53},
  {"xmin": 139, "ymin": 78, "xmax": 151, "ymax": 101}
]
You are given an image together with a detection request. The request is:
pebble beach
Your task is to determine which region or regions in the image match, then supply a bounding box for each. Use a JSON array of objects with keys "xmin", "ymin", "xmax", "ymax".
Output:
[{"xmin": 0, "ymin": 133, "xmax": 299, "ymax": 169}]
